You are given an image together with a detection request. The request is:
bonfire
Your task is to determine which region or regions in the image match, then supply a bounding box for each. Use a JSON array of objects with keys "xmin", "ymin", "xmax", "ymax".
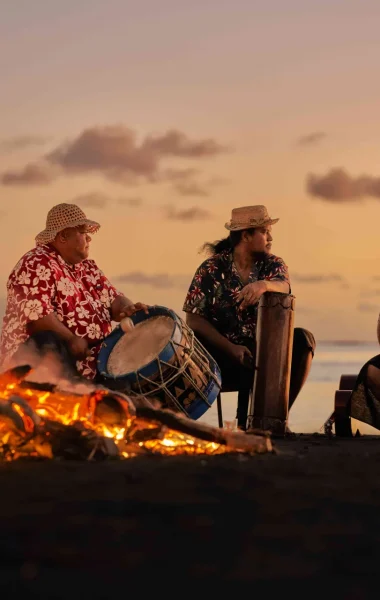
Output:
[{"xmin": 0, "ymin": 365, "xmax": 272, "ymax": 461}]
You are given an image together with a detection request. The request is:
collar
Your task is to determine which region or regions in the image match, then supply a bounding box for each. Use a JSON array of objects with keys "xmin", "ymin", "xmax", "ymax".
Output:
[{"xmin": 43, "ymin": 244, "xmax": 82, "ymax": 272}]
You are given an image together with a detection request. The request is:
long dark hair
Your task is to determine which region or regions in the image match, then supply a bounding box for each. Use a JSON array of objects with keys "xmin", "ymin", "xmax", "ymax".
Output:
[{"xmin": 200, "ymin": 228, "xmax": 256, "ymax": 255}]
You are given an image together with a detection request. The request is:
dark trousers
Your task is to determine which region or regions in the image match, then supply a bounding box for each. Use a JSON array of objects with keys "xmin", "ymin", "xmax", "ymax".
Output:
[{"xmin": 197, "ymin": 328, "xmax": 315, "ymax": 429}]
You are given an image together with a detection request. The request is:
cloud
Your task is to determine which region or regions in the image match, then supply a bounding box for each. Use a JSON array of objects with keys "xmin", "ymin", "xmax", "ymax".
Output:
[
  {"xmin": 163, "ymin": 168, "xmax": 229, "ymax": 197},
  {"xmin": 357, "ymin": 302, "xmax": 379, "ymax": 313},
  {"xmin": 114, "ymin": 271, "xmax": 190, "ymax": 289},
  {"xmin": 0, "ymin": 125, "xmax": 228, "ymax": 187},
  {"xmin": 292, "ymin": 273, "xmax": 345, "ymax": 283},
  {"xmin": 173, "ymin": 180, "xmax": 210, "ymax": 197},
  {"xmin": 306, "ymin": 168, "xmax": 380, "ymax": 201},
  {"xmin": 297, "ymin": 132, "xmax": 327, "ymax": 146},
  {"xmin": 0, "ymin": 135, "xmax": 51, "ymax": 152},
  {"xmin": 1, "ymin": 162, "xmax": 58, "ymax": 185},
  {"xmin": 163, "ymin": 205, "xmax": 212, "ymax": 221},
  {"xmin": 118, "ymin": 196, "xmax": 143, "ymax": 207},
  {"xmin": 72, "ymin": 192, "xmax": 109, "ymax": 209}
]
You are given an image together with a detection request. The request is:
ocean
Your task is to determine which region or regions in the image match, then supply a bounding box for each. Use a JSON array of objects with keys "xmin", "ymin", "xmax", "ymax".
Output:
[{"xmin": 198, "ymin": 341, "xmax": 380, "ymax": 434}]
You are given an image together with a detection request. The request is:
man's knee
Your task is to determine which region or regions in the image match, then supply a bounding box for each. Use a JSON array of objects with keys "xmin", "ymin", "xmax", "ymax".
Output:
[{"xmin": 293, "ymin": 327, "xmax": 316, "ymax": 358}]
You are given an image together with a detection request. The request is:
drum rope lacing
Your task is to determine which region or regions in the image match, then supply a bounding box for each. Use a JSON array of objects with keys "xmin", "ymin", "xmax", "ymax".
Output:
[{"xmin": 127, "ymin": 320, "xmax": 221, "ymax": 417}]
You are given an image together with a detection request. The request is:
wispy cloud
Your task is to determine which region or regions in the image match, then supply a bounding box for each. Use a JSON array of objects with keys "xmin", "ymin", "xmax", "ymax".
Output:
[
  {"xmin": 292, "ymin": 273, "xmax": 345, "ymax": 284},
  {"xmin": 306, "ymin": 168, "xmax": 380, "ymax": 201},
  {"xmin": 118, "ymin": 196, "xmax": 143, "ymax": 207},
  {"xmin": 114, "ymin": 271, "xmax": 190, "ymax": 289},
  {"xmin": 0, "ymin": 135, "xmax": 52, "ymax": 152},
  {"xmin": 1, "ymin": 125, "xmax": 229, "ymax": 187},
  {"xmin": 297, "ymin": 132, "xmax": 327, "ymax": 146},
  {"xmin": 163, "ymin": 205, "xmax": 212, "ymax": 221},
  {"xmin": 357, "ymin": 302, "xmax": 379, "ymax": 313},
  {"xmin": 72, "ymin": 192, "xmax": 109, "ymax": 209},
  {"xmin": 1, "ymin": 163, "xmax": 58, "ymax": 185}
]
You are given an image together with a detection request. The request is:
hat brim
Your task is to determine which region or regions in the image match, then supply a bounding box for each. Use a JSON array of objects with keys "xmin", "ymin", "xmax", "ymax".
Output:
[
  {"xmin": 35, "ymin": 218, "xmax": 101, "ymax": 246},
  {"xmin": 224, "ymin": 217, "xmax": 279, "ymax": 231}
]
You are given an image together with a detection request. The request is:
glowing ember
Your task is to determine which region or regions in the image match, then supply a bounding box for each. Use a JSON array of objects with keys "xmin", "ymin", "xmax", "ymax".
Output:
[{"xmin": 0, "ymin": 366, "xmax": 272, "ymax": 461}]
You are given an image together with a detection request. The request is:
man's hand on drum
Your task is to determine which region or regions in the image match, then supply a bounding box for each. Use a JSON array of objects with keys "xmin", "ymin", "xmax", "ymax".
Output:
[
  {"xmin": 237, "ymin": 281, "xmax": 267, "ymax": 311},
  {"xmin": 228, "ymin": 343, "xmax": 253, "ymax": 369},
  {"xmin": 119, "ymin": 302, "xmax": 150, "ymax": 319}
]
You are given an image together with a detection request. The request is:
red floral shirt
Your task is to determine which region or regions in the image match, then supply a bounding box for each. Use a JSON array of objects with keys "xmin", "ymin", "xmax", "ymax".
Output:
[{"xmin": 0, "ymin": 244, "xmax": 122, "ymax": 378}]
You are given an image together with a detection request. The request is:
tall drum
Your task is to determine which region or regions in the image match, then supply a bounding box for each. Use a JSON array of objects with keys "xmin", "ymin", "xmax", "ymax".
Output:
[
  {"xmin": 247, "ymin": 292, "xmax": 295, "ymax": 436},
  {"xmin": 97, "ymin": 306, "xmax": 222, "ymax": 420}
]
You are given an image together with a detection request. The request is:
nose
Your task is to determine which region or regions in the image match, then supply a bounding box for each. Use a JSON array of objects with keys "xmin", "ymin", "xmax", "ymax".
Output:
[
  {"xmin": 86, "ymin": 234, "xmax": 92, "ymax": 243},
  {"xmin": 268, "ymin": 232, "xmax": 273, "ymax": 242}
]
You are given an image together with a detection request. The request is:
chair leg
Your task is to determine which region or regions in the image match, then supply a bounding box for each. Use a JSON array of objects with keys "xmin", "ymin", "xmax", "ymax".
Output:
[{"xmin": 217, "ymin": 392, "xmax": 223, "ymax": 428}]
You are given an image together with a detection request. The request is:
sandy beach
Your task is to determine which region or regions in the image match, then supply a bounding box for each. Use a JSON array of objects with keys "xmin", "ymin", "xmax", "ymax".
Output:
[{"xmin": 1, "ymin": 433, "xmax": 380, "ymax": 598}]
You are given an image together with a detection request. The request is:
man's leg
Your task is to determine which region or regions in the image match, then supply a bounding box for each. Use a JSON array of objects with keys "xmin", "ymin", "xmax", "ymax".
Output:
[
  {"xmin": 289, "ymin": 327, "xmax": 316, "ymax": 409},
  {"xmin": 196, "ymin": 333, "xmax": 254, "ymax": 429}
]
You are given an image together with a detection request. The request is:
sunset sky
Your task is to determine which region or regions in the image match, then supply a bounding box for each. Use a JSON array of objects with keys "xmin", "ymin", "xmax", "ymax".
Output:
[{"xmin": 2, "ymin": 0, "xmax": 380, "ymax": 342}]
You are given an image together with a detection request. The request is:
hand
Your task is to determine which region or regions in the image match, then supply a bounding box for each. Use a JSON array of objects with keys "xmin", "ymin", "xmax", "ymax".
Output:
[
  {"xmin": 228, "ymin": 343, "xmax": 254, "ymax": 368},
  {"xmin": 67, "ymin": 336, "xmax": 90, "ymax": 359},
  {"xmin": 237, "ymin": 281, "xmax": 267, "ymax": 311},
  {"xmin": 119, "ymin": 302, "xmax": 150, "ymax": 319}
]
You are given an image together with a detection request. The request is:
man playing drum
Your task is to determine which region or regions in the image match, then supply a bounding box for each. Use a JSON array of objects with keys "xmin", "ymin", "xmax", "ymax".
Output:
[
  {"xmin": 0, "ymin": 203, "xmax": 148, "ymax": 380},
  {"xmin": 183, "ymin": 205, "xmax": 315, "ymax": 430}
]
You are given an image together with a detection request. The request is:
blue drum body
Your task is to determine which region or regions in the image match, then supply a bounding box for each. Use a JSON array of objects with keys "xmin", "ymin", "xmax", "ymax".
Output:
[{"xmin": 97, "ymin": 306, "xmax": 221, "ymax": 420}]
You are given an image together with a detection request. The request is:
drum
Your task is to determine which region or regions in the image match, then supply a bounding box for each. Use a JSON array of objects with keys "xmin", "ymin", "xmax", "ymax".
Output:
[{"xmin": 97, "ymin": 306, "xmax": 222, "ymax": 420}]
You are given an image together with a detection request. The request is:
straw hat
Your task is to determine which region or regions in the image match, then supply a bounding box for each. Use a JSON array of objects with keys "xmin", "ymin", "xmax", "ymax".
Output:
[
  {"xmin": 35, "ymin": 203, "xmax": 100, "ymax": 246},
  {"xmin": 225, "ymin": 205, "xmax": 279, "ymax": 231}
]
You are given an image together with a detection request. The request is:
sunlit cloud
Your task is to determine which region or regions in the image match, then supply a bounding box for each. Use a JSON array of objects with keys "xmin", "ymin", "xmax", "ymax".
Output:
[
  {"xmin": 306, "ymin": 168, "xmax": 380, "ymax": 201},
  {"xmin": 1, "ymin": 125, "xmax": 229, "ymax": 187}
]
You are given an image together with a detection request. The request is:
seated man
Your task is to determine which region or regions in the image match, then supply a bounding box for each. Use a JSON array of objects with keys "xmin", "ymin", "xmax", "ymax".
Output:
[
  {"xmin": 183, "ymin": 205, "xmax": 315, "ymax": 430},
  {"xmin": 0, "ymin": 203, "xmax": 148, "ymax": 381}
]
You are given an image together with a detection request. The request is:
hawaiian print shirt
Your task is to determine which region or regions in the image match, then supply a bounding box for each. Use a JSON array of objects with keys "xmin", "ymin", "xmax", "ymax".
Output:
[
  {"xmin": 0, "ymin": 244, "xmax": 122, "ymax": 378},
  {"xmin": 183, "ymin": 249, "xmax": 290, "ymax": 346}
]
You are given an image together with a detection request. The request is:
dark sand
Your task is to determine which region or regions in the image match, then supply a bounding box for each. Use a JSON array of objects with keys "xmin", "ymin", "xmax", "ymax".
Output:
[{"xmin": 1, "ymin": 434, "xmax": 380, "ymax": 598}]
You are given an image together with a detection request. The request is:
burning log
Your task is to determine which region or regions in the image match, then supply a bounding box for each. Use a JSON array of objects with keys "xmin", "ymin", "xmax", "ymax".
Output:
[{"xmin": 0, "ymin": 364, "xmax": 272, "ymax": 460}]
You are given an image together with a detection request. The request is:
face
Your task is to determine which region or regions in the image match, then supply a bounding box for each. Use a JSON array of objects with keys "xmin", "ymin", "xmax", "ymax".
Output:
[
  {"xmin": 244, "ymin": 226, "xmax": 273, "ymax": 255},
  {"xmin": 57, "ymin": 226, "xmax": 92, "ymax": 263}
]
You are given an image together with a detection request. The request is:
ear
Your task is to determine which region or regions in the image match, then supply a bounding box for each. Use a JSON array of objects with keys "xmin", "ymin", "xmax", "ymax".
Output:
[
  {"xmin": 241, "ymin": 229, "xmax": 253, "ymax": 242},
  {"xmin": 56, "ymin": 229, "xmax": 69, "ymax": 244}
]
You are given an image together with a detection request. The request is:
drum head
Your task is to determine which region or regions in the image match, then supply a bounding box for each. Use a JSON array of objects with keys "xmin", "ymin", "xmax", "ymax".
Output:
[{"xmin": 97, "ymin": 306, "xmax": 181, "ymax": 383}]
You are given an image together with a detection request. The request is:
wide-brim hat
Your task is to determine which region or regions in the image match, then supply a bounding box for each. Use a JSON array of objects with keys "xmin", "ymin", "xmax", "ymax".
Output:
[
  {"xmin": 225, "ymin": 205, "xmax": 279, "ymax": 231},
  {"xmin": 35, "ymin": 203, "xmax": 100, "ymax": 246}
]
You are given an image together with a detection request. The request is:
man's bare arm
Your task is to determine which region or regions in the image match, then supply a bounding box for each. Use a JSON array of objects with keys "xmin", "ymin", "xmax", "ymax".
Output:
[
  {"xmin": 27, "ymin": 313, "xmax": 76, "ymax": 342},
  {"xmin": 186, "ymin": 313, "xmax": 234, "ymax": 356}
]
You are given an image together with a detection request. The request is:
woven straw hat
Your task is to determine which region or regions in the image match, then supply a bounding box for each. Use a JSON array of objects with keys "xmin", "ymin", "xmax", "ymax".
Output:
[
  {"xmin": 35, "ymin": 203, "xmax": 100, "ymax": 246},
  {"xmin": 225, "ymin": 205, "xmax": 279, "ymax": 231}
]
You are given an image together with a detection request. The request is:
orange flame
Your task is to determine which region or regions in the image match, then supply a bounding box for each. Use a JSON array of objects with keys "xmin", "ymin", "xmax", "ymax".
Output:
[{"xmin": 0, "ymin": 369, "xmax": 269, "ymax": 460}]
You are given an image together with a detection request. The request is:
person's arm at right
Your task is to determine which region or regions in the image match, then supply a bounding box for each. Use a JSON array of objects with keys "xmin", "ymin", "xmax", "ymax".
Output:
[{"xmin": 186, "ymin": 312, "xmax": 234, "ymax": 355}]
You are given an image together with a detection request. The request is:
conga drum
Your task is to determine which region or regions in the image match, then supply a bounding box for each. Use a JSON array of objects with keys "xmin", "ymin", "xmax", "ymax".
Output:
[{"xmin": 97, "ymin": 306, "xmax": 222, "ymax": 420}]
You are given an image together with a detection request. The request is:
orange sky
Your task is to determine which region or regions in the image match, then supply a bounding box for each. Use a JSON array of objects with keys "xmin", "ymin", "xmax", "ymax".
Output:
[{"xmin": 1, "ymin": 0, "xmax": 380, "ymax": 341}]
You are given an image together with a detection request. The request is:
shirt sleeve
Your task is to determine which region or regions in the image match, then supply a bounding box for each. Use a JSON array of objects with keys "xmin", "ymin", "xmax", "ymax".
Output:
[
  {"xmin": 182, "ymin": 262, "xmax": 214, "ymax": 318},
  {"xmin": 262, "ymin": 256, "xmax": 291, "ymax": 290},
  {"xmin": 9, "ymin": 253, "xmax": 56, "ymax": 325}
]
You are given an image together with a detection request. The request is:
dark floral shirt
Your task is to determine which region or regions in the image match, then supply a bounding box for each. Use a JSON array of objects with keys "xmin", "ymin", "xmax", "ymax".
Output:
[{"xmin": 183, "ymin": 249, "xmax": 290, "ymax": 346}]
